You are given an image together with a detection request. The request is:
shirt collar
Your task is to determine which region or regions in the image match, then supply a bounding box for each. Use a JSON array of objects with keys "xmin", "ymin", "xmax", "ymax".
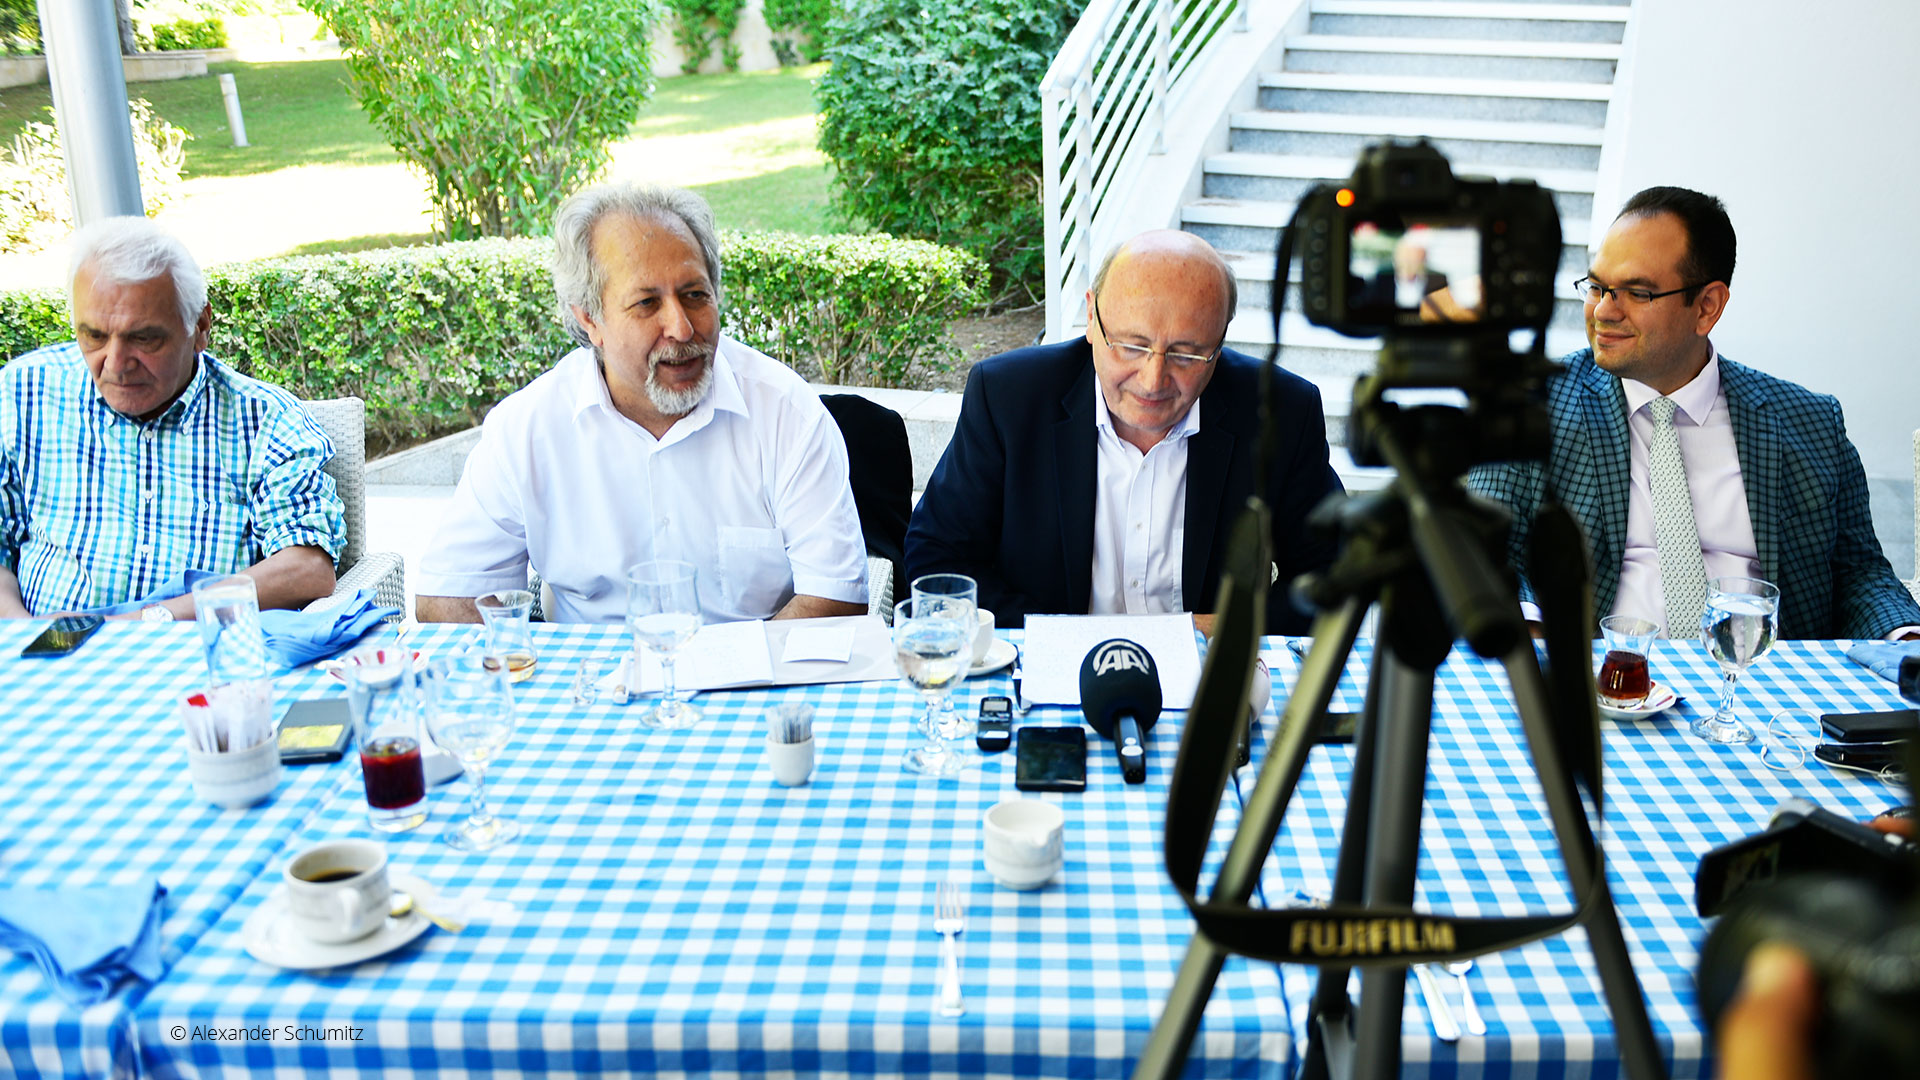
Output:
[
  {"xmin": 1090, "ymin": 377, "xmax": 1202, "ymax": 445},
  {"xmin": 1621, "ymin": 342, "xmax": 1720, "ymax": 425},
  {"xmin": 570, "ymin": 336, "xmax": 750, "ymax": 428}
]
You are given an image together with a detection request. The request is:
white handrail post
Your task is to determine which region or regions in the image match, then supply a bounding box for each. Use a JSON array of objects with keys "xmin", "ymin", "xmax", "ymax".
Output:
[
  {"xmin": 1072, "ymin": 71, "xmax": 1095, "ymax": 327},
  {"xmin": 1233, "ymin": 0, "xmax": 1248, "ymax": 33},
  {"xmin": 1042, "ymin": 88, "xmax": 1066, "ymax": 341},
  {"xmin": 1150, "ymin": 0, "xmax": 1170, "ymax": 155}
]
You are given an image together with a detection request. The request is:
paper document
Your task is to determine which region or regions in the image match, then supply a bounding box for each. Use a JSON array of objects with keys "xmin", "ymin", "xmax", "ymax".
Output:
[
  {"xmin": 1021, "ymin": 613, "xmax": 1203, "ymax": 709},
  {"xmin": 779, "ymin": 623, "xmax": 855, "ymax": 664},
  {"xmin": 635, "ymin": 619, "xmax": 774, "ymax": 692}
]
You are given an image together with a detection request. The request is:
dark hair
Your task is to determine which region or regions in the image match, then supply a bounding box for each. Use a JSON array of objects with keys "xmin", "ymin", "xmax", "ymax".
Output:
[{"xmin": 1617, "ymin": 186, "xmax": 1735, "ymax": 297}]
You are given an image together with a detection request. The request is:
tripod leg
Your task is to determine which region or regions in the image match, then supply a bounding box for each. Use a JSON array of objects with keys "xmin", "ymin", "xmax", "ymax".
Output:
[
  {"xmin": 1501, "ymin": 647, "xmax": 1667, "ymax": 1080},
  {"xmin": 1350, "ymin": 649, "xmax": 1436, "ymax": 1080}
]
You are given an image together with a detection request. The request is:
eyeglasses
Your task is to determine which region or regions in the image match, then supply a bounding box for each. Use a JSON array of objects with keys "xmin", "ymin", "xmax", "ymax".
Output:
[
  {"xmin": 1573, "ymin": 275, "xmax": 1706, "ymax": 306},
  {"xmin": 1092, "ymin": 298, "xmax": 1221, "ymax": 369}
]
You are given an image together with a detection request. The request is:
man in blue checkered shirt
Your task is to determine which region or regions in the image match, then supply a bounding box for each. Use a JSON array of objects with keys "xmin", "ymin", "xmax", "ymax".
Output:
[
  {"xmin": 0, "ymin": 218, "xmax": 346, "ymax": 620},
  {"xmin": 1468, "ymin": 187, "xmax": 1920, "ymax": 641}
]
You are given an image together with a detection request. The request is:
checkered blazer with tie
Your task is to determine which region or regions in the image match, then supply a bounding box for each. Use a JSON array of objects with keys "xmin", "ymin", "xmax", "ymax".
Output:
[{"xmin": 1468, "ymin": 349, "xmax": 1920, "ymax": 639}]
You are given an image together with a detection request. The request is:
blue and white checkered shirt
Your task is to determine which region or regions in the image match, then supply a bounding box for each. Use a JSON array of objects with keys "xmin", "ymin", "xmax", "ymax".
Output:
[{"xmin": 0, "ymin": 343, "xmax": 347, "ymax": 614}]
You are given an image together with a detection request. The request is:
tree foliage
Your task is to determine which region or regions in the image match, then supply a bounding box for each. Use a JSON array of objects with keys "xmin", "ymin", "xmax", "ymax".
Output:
[
  {"xmin": 664, "ymin": 0, "xmax": 742, "ymax": 74},
  {"xmin": 306, "ymin": 0, "xmax": 661, "ymax": 240},
  {"xmin": 816, "ymin": 0, "xmax": 1081, "ymax": 306},
  {"xmin": 762, "ymin": 0, "xmax": 830, "ymax": 66}
]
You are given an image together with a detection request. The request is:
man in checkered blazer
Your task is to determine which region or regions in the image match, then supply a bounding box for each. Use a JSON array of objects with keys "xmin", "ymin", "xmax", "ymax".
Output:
[{"xmin": 1468, "ymin": 187, "xmax": 1920, "ymax": 641}]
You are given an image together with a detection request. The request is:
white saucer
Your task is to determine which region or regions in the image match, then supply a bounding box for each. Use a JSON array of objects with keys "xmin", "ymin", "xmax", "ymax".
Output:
[
  {"xmin": 969, "ymin": 638, "xmax": 1017, "ymax": 677},
  {"xmin": 1598, "ymin": 681, "xmax": 1681, "ymax": 722},
  {"xmin": 243, "ymin": 870, "xmax": 435, "ymax": 970}
]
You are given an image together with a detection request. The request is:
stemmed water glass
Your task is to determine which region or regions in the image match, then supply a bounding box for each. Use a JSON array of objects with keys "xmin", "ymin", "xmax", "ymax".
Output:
[
  {"xmin": 627, "ymin": 560, "xmax": 703, "ymax": 731},
  {"xmin": 893, "ymin": 596, "xmax": 972, "ymax": 777},
  {"xmin": 1694, "ymin": 576, "xmax": 1781, "ymax": 745},
  {"xmin": 910, "ymin": 573, "xmax": 977, "ymax": 738},
  {"xmin": 425, "ymin": 650, "xmax": 520, "ymax": 851}
]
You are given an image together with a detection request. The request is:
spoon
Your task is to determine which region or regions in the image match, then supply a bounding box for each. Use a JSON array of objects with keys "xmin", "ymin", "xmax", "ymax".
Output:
[
  {"xmin": 389, "ymin": 890, "xmax": 465, "ymax": 933},
  {"xmin": 1446, "ymin": 958, "xmax": 1488, "ymax": 1035}
]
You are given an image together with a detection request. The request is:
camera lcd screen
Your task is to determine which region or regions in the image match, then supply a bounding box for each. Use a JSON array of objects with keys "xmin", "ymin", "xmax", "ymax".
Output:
[{"xmin": 1347, "ymin": 221, "xmax": 1483, "ymax": 322}]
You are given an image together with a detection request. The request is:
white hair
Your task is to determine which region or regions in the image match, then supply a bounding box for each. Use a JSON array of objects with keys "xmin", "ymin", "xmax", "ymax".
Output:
[
  {"xmin": 551, "ymin": 181, "xmax": 723, "ymax": 348},
  {"xmin": 67, "ymin": 216, "xmax": 207, "ymax": 333}
]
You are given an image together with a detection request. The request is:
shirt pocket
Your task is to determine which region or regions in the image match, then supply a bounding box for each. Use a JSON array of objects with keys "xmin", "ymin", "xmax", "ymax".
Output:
[{"xmin": 715, "ymin": 525, "xmax": 793, "ymax": 619}]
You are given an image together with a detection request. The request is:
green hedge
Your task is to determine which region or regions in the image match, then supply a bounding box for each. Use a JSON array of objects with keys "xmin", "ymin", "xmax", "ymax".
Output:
[{"xmin": 0, "ymin": 232, "xmax": 985, "ymax": 455}]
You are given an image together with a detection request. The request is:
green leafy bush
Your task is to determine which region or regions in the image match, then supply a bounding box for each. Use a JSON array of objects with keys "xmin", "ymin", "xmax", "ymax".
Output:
[
  {"xmin": 665, "ymin": 0, "xmax": 743, "ymax": 74},
  {"xmin": 816, "ymin": 0, "xmax": 1082, "ymax": 306},
  {"xmin": 0, "ymin": 100, "xmax": 189, "ymax": 254},
  {"xmin": 0, "ymin": 233, "xmax": 985, "ymax": 453},
  {"xmin": 0, "ymin": 0, "xmax": 38, "ymax": 55},
  {"xmin": 151, "ymin": 17, "xmax": 230, "ymax": 51},
  {"xmin": 763, "ymin": 0, "xmax": 831, "ymax": 65},
  {"xmin": 306, "ymin": 0, "xmax": 661, "ymax": 240}
]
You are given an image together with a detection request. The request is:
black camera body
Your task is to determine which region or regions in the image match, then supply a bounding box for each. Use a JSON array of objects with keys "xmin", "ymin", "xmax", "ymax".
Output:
[
  {"xmin": 1293, "ymin": 140, "xmax": 1562, "ymax": 337},
  {"xmin": 1695, "ymin": 740, "xmax": 1920, "ymax": 1078}
]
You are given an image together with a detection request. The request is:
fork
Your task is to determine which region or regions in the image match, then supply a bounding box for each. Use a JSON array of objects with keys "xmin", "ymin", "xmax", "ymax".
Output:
[{"xmin": 933, "ymin": 880, "xmax": 966, "ymax": 1017}]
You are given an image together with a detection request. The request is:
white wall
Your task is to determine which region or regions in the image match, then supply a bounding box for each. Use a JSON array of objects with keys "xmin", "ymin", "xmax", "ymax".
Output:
[
  {"xmin": 1606, "ymin": 1, "xmax": 1920, "ymax": 576},
  {"xmin": 649, "ymin": 0, "xmax": 792, "ymax": 78}
]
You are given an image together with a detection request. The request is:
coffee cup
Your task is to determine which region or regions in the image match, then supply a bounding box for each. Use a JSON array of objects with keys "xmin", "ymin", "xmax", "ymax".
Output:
[
  {"xmin": 284, "ymin": 840, "xmax": 391, "ymax": 943},
  {"xmin": 982, "ymin": 798, "xmax": 1064, "ymax": 890},
  {"xmin": 972, "ymin": 609, "xmax": 996, "ymax": 666}
]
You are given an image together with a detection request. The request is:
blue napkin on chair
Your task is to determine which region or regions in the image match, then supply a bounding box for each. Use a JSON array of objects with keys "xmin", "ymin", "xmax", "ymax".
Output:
[
  {"xmin": 1846, "ymin": 640, "xmax": 1920, "ymax": 684},
  {"xmin": 0, "ymin": 881, "xmax": 167, "ymax": 1006},
  {"xmin": 258, "ymin": 591, "xmax": 400, "ymax": 673}
]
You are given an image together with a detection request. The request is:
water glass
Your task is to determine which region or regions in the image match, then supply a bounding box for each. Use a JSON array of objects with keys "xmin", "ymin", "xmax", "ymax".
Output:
[
  {"xmin": 191, "ymin": 575, "xmax": 271, "ymax": 686},
  {"xmin": 475, "ymin": 589, "xmax": 537, "ymax": 683},
  {"xmin": 910, "ymin": 573, "xmax": 977, "ymax": 737},
  {"xmin": 1596, "ymin": 615, "xmax": 1659, "ymax": 708},
  {"xmin": 424, "ymin": 650, "xmax": 520, "ymax": 852},
  {"xmin": 894, "ymin": 596, "xmax": 971, "ymax": 777},
  {"xmin": 627, "ymin": 560, "xmax": 703, "ymax": 731},
  {"xmin": 1694, "ymin": 577, "xmax": 1780, "ymax": 745}
]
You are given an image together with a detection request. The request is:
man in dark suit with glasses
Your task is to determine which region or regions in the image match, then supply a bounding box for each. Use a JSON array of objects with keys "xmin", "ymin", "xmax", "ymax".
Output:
[
  {"xmin": 1469, "ymin": 186, "xmax": 1920, "ymax": 641},
  {"xmin": 906, "ymin": 229, "xmax": 1343, "ymax": 634}
]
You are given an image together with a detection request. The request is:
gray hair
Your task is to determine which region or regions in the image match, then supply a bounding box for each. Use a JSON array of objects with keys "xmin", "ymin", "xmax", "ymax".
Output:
[
  {"xmin": 552, "ymin": 181, "xmax": 723, "ymax": 348},
  {"xmin": 1090, "ymin": 235, "xmax": 1239, "ymax": 326},
  {"xmin": 67, "ymin": 216, "xmax": 207, "ymax": 333}
]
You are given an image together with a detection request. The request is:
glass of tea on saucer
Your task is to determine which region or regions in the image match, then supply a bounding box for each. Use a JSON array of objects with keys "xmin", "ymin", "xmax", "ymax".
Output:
[{"xmin": 1597, "ymin": 615, "xmax": 1660, "ymax": 709}]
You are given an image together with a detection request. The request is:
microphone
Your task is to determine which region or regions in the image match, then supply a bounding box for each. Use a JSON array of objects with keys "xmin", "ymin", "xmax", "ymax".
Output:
[{"xmin": 1079, "ymin": 638, "xmax": 1163, "ymax": 784}]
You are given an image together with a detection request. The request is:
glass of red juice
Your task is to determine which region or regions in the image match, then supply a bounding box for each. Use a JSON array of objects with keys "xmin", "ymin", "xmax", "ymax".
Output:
[
  {"xmin": 361, "ymin": 735, "xmax": 427, "ymax": 832},
  {"xmin": 1597, "ymin": 615, "xmax": 1660, "ymax": 708}
]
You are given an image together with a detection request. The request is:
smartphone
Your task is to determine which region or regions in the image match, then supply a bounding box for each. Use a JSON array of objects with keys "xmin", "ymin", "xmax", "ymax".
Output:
[
  {"xmin": 1818, "ymin": 708, "xmax": 1918, "ymax": 744},
  {"xmin": 1015, "ymin": 725, "xmax": 1087, "ymax": 792},
  {"xmin": 20, "ymin": 615, "xmax": 105, "ymax": 658},
  {"xmin": 277, "ymin": 698, "xmax": 353, "ymax": 764},
  {"xmin": 977, "ymin": 696, "xmax": 1012, "ymax": 753}
]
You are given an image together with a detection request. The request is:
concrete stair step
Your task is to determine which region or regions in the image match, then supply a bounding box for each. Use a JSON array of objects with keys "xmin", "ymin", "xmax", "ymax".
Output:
[
  {"xmin": 1284, "ymin": 34, "xmax": 1618, "ymax": 82},
  {"xmin": 1259, "ymin": 71, "xmax": 1612, "ymax": 101},
  {"xmin": 1257, "ymin": 72, "xmax": 1611, "ymax": 124},
  {"xmin": 1308, "ymin": 5, "xmax": 1626, "ymax": 45},
  {"xmin": 1183, "ymin": 197, "xmax": 1593, "ymax": 262},
  {"xmin": 1203, "ymin": 151, "xmax": 1595, "ymax": 191},
  {"xmin": 1228, "ymin": 110, "xmax": 1602, "ymax": 168}
]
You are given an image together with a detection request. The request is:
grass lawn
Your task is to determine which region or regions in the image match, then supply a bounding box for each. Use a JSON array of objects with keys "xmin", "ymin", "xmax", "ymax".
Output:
[{"xmin": 0, "ymin": 57, "xmax": 837, "ymax": 271}]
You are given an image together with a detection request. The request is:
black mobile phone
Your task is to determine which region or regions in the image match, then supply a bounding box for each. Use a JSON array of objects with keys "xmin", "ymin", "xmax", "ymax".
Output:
[
  {"xmin": 1015, "ymin": 725, "xmax": 1087, "ymax": 792},
  {"xmin": 1818, "ymin": 708, "xmax": 1918, "ymax": 744},
  {"xmin": 277, "ymin": 698, "xmax": 353, "ymax": 764},
  {"xmin": 1813, "ymin": 741, "xmax": 1905, "ymax": 773},
  {"xmin": 977, "ymin": 696, "xmax": 1012, "ymax": 752},
  {"xmin": 20, "ymin": 615, "xmax": 105, "ymax": 658}
]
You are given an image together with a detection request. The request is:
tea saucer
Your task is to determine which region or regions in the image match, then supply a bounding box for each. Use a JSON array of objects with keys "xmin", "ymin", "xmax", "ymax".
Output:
[
  {"xmin": 969, "ymin": 638, "xmax": 1017, "ymax": 677},
  {"xmin": 1597, "ymin": 681, "xmax": 1681, "ymax": 722},
  {"xmin": 242, "ymin": 870, "xmax": 435, "ymax": 970},
  {"xmin": 319, "ymin": 649, "xmax": 422, "ymax": 684}
]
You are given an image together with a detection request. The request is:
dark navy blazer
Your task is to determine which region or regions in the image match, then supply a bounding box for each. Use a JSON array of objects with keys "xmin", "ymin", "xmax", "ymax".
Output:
[{"xmin": 904, "ymin": 339, "xmax": 1344, "ymax": 634}]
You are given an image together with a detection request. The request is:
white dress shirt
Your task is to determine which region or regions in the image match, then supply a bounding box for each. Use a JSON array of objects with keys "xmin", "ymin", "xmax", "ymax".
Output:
[
  {"xmin": 417, "ymin": 337, "xmax": 867, "ymax": 624},
  {"xmin": 1087, "ymin": 381, "xmax": 1195, "ymax": 615}
]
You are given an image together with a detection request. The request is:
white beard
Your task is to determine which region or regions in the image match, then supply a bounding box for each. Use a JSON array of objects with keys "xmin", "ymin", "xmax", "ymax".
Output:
[{"xmin": 644, "ymin": 343, "xmax": 715, "ymax": 416}]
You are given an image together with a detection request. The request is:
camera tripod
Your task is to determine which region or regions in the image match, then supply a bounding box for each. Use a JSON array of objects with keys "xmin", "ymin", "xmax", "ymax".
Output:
[{"xmin": 1134, "ymin": 342, "xmax": 1667, "ymax": 1080}]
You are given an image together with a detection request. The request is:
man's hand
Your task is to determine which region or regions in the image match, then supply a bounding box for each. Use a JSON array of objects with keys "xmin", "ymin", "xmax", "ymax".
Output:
[
  {"xmin": 1191, "ymin": 612, "xmax": 1216, "ymax": 638},
  {"xmin": 1714, "ymin": 942, "xmax": 1819, "ymax": 1080}
]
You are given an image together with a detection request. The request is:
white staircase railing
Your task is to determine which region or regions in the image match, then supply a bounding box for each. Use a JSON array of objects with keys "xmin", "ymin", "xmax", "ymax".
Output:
[{"xmin": 1040, "ymin": 0, "xmax": 1245, "ymax": 342}]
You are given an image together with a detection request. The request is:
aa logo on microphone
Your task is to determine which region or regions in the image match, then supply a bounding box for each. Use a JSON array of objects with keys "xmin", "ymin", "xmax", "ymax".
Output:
[{"xmin": 1091, "ymin": 641, "xmax": 1151, "ymax": 676}]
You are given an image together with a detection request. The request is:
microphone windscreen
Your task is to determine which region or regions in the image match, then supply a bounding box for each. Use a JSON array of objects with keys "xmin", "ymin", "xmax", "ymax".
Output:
[{"xmin": 1079, "ymin": 638, "xmax": 1163, "ymax": 740}]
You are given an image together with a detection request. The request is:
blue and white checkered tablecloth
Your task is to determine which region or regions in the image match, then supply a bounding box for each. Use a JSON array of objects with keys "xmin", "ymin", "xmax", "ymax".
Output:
[
  {"xmin": 136, "ymin": 623, "xmax": 1291, "ymax": 1078},
  {"xmin": 0, "ymin": 621, "xmax": 353, "ymax": 1079},
  {"xmin": 1250, "ymin": 637, "xmax": 1912, "ymax": 1080}
]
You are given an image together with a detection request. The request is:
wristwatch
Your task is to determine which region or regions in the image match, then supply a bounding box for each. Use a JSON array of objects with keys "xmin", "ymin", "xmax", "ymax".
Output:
[{"xmin": 140, "ymin": 605, "xmax": 174, "ymax": 622}]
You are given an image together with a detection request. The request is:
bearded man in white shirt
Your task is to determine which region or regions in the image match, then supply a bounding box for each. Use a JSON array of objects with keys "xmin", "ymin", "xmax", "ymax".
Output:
[{"xmin": 415, "ymin": 182, "xmax": 868, "ymax": 624}]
